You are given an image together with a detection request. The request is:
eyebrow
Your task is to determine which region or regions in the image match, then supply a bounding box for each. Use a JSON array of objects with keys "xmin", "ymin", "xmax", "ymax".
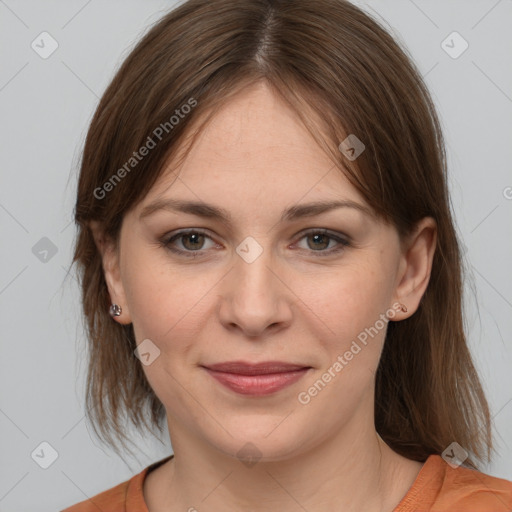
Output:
[{"xmin": 139, "ymin": 198, "xmax": 373, "ymax": 223}]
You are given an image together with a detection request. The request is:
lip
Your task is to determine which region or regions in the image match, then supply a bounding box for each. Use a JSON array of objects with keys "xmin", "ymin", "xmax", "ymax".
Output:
[{"xmin": 202, "ymin": 361, "xmax": 311, "ymax": 396}]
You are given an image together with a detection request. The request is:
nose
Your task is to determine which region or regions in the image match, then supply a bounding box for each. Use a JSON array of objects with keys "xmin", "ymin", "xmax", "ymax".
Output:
[{"xmin": 217, "ymin": 244, "xmax": 293, "ymax": 338}]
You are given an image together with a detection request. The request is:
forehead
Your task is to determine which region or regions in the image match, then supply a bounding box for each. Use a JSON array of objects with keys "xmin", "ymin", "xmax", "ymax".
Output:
[{"xmin": 136, "ymin": 82, "xmax": 368, "ymax": 219}]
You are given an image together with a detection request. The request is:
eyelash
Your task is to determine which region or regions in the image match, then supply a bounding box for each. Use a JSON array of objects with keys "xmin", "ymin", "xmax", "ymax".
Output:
[{"xmin": 159, "ymin": 228, "xmax": 350, "ymax": 259}]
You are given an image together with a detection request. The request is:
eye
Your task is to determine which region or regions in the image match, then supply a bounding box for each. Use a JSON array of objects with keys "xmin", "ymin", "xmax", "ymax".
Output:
[
  {"xmin": 161, "ymin": 229, "xmax": 217, "ymax": 257},
  {"xmin": 294, "ymin": 229, "xmax": 350, "ymax": 256},
  {"xmin": 160, "ymin": 228, "xmax": 350, "ymax": 259}
]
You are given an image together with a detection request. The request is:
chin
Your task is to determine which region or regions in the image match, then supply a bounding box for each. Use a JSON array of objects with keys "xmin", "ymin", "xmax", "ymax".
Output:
[{"xmin": 202, "ymin": 416, "xmax": 315, "ymax": 464}]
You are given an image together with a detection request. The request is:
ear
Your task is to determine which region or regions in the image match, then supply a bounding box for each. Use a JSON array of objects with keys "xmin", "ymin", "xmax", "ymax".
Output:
[
  {"xmin": 89, "ymin": 220, "xmax": 132, "ymax": 325},
  {"xmin": 392, "ymin": 217, "xmax": 437, "ymax": 320}
]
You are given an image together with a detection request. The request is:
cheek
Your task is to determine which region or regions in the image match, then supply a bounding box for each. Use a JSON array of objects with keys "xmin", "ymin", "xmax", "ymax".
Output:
[
  {"xmin": 121, "ymin": 242, "xmax": 196, "ymax": 336},
  {"xmin": 295, "ymin": 267, "xmax": 394, "ymax": 415},
  {"xmin": 121, "ymin": 251, "xmax": 211, "ymax": 414},
  {"xmin": 303, "ymin": 260, "xmax": 394, "ymax": 343}
]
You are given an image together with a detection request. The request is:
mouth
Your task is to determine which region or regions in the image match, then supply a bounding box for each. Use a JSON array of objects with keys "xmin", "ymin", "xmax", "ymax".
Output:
[{"xmin": 201, "ymin": 361, "xmax": 312, "ymax": 396}]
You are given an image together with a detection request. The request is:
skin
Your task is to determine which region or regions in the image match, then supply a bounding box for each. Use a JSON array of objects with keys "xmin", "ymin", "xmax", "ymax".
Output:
[{"xmin": 91, "ymin": 81, "xmax": 437, "ymax": 512}]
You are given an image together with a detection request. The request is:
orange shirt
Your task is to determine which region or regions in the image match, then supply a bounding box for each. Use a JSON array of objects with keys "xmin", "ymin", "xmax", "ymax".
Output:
[{"xmin": 61, "ymin": 454, "xmax": 512, "ymax": 511}]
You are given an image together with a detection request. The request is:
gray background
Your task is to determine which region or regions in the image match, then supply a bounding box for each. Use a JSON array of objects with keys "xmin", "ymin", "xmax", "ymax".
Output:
[{"xmin": 0, "ymin": 1, "xmax": 511, "ymax": 510}]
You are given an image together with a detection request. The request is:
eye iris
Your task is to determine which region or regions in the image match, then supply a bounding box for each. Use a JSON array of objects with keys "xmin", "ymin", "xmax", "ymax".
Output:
[
  {"xmin": 182, "ymin": 232, "xmax": 204, "ymax": 250},
  {"xmin": 308, "ymin": 233, "xmax": 329, "ymax": 250}
]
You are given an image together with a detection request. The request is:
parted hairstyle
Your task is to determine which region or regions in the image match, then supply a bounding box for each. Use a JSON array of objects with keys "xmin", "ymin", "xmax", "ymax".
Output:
[{"xmin": 72, "ymin": 0, "xmax": 493, "ymax": 468}]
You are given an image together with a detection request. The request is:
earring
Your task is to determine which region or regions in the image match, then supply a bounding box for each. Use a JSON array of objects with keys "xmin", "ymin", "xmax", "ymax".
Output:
[
  {"xmin": 109, "ymin": 304, "xmax": 122, "ymax": 317},
  {"xmin": 400, "ymin": 303, "xmax": 408, "ymax": 313}
]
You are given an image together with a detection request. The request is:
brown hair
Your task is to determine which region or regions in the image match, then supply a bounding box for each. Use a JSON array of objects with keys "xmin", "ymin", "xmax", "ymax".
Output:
[{"xmin": 72, "ymin": 0, "xmax": 492, "ymax": 467}]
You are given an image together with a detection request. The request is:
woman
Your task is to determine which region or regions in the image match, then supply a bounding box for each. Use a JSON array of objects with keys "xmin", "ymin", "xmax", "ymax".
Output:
[{"xmin": 63, "ymin": 0, "xmax": 512, "ymax": 510}]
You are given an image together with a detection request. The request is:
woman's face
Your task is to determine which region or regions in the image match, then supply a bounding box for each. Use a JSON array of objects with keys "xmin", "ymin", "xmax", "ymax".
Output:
[{"xmin": 102, "ymin": 82, "xmax": 428, "ymax": 461}]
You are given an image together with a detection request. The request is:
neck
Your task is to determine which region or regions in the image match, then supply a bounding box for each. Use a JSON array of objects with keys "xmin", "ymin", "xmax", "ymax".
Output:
[{"xmin": 158, "ymin": 412, "xmax": 421, "ymax": 512}]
